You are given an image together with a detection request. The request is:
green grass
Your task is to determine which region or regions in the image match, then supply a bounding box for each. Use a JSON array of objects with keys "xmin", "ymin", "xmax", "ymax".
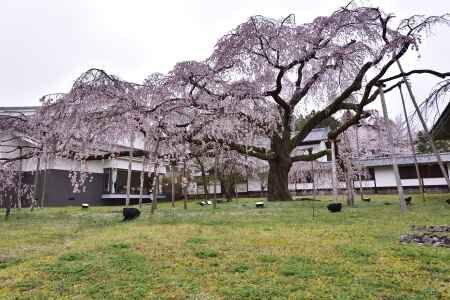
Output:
[{"xmin": 1, "ymin": 193, "xmax": 450, "ymax": 299}]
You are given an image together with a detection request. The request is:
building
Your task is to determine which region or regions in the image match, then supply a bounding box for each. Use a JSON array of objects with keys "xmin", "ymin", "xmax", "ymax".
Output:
[
  {"xmin": 431, "ymin": 101, "xmax": 450, "ymax": 140},
  {"xmin": 2, "ymin": 105, "xmax": 450, "ymax": 207},
  {"xmin": 0, "ymin": 106, "xmax": 166, "ymax": 207}
]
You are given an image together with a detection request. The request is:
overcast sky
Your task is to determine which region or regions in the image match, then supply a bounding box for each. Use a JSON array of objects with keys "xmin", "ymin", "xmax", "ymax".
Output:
[{"xmin": 1, "ymin": 0, "xmax": 450, "ymax": 122}]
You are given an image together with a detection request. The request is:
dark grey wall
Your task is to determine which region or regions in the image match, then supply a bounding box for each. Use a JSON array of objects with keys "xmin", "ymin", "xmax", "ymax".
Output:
[
  {"xmin": 21, "ymin": 169, "xmax": 104, "ymax": 207},
  {"xmin": 44, "ymin": 170, "xmax": 104, "ymax": 206}
]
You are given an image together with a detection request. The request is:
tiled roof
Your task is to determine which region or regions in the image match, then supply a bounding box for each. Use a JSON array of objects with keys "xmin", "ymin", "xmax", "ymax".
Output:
[
  {"xmin": 358, "ymin": 152, "xmax": 450, "ymax": 167},
  {"xmin": 431, "ymin": 102, "xmax": 450, "ymax": 140}
]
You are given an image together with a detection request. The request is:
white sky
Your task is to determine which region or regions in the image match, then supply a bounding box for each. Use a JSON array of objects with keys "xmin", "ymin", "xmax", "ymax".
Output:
[{"xmin": 1, "ymin": 0, "xmax": 450, "ymax": 123}]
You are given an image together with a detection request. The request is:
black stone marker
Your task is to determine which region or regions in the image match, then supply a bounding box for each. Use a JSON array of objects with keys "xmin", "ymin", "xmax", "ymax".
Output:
[
  {"xmin": 123, "ymin": 207, "xmax": 141, "ymax": 221},
  {"xmin": 327, "ymin": 203, "xmax": 342, "ymax": 213}
]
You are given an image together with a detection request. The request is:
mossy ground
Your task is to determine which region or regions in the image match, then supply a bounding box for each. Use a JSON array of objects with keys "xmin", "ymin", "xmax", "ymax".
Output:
[{"xmin": 1, "ymin": 194, "xmax": 449, "ymax": 299}]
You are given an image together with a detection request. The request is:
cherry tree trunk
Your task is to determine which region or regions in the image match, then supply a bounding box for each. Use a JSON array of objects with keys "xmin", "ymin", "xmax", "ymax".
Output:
[
  {"xmin": 267, "ymin": 159, "xmax": 292, "ymax": 201},
  {"xmin": 267, "ymin": 136, "xmax": 292, "ymax": 202},
  {"xmin": 222, "ymin": 179, "xmax": 235, "ymax": 202}
]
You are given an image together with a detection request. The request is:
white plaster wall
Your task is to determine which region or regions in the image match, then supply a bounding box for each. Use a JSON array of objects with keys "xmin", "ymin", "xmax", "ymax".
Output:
[
  {"xmin": 317, "ymin": 141, "xmax": 328, "ymax": 162},
  {"xmin": 236, "ymin": 183, "xmax": 247, "ymax": 193},
  {"xmin": 103, "ymin": 158, "xmax": 166, "ymax": 174},
  {"xmin": 248, "ymin": 178, "xmax": 263, "ymax": 191},
  {"xmin": 374, "ymin": 166, "xmax": 397, "ymax": 187},
  {"xmin": 375, "ymin": 166, "xmax": 449, "ymax": 187},
  {"xmin": 196, "ymin": 183, "xmax": 222, "ymax": 194},
  {"xmin": 353, "ymin": 180, "xmax": 376, "ymax": 188},
  {"xmin": 422, "ymin": 178, "xmax": 449, "ymax": 186},
  {"xmin": 20, "ymin": 156, "xmax": 166, "ymax": 174},
  {"xmin": 114, "ymin": 132, "xmax": 146, "ymax": 150},
  {"xmin": 47, "ymin": 158, "xmax": 104, "ymax": 173},
  {"xmin": 207, "ymin": 183, "xmax": 221, "ymax": 194}
]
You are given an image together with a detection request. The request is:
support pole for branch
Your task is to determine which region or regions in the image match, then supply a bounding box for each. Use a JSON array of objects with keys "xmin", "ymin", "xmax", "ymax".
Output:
[
  {"xmin": 125, "ymin": 135, "xmax": 135, "ymax": 207},
  {"xmin": 397, "ymin": 61, "xmax": 450, "ymax": 190},
  {"xmin": 213, "ymin": 153, "xmax": 218, "ymax": 209},
  {"xmin": 355, "ymin": 126, "xmax": 364, "ymax": 201},
  {"xmin": 151, "ymin": 172, "xmax": 158, "ymax": 214},
  {"xmin": 331, "ymin": 139, "xmax": 338, "ymax": 203},
  {"xmin": 150, "ymin": 135, "xmax": 161, "ymax": 214},
  {"xmin": 245, "ymin": 146, "xmax": 249, "ymax": 198},
  {"xmin": 31, "ymin": 156, "xmax": 41, "ymax": 211},
  {"xmin": 138, "ymin": 156, "xmax": 145, "ymax": 208},
  {"xmin": 312, "ymin": 163, "xmax": 316, "ymax": 200},
  {"xmin": 398, "ymin": 84, "xmax": 425, "ymax": 201},
  {"xmin": 41, "ymin": 157, "xmax": 48, "ymax": 208},
  {"xmin": 171, "ymin": 160, "xmax": 176, "ymax": 208},
  {"xmin": 310, "ymin": 151, "xmax": 317, "ymax": 200},
  {"xmin": 183, "ymin": 160, "xmax": 188, "ymax": 210},
  {"xmin": 17, "ymin": 147, "xmax": 22, "ymax": 209},
  {"xmin": 112, "ymin": 168, "xmax": 117, "ymax": 194},
  {"xmin": 125, "ymin": 150, "xmax": 133, "ymax": 207},
  {"xmin": 378, "ymin": 85, "xmax": 407, "ymax": 212}
]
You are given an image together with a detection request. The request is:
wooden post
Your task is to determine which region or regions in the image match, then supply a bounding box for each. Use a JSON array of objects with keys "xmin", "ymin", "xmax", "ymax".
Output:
[
  {"xmin": 398, "ymin": 84, "xmax": 425, "ymax": 201},
  {"xmin": 17, "ymin": 147, "xmax": 22, "ymax": 209},
  {"xmin": 171, "ymin": 160, "xmax": 176, "ymax": 208},
  {"xmin": 355, "ymin": 126, "xmax": 364, "ymax": 201},
  {"xmin": 378, "ymin": 85, "xmax": 407, "ymax": 212},
  {"xmin": 397, "ymin": 61, "xmax": 450, "ymax": 190},
  {"xmin": 331, "ymin": 139, "xmax": 338, "ymax": 203},
  {"xmin": 138, "ymin": 156, "xmax": 145, "ymax": 208}
]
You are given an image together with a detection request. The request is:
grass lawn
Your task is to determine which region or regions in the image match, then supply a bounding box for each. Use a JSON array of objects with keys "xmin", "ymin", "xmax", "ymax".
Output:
[{"xmin": 1, "ymin": 194, "xmax": 450, "ymax": 299}]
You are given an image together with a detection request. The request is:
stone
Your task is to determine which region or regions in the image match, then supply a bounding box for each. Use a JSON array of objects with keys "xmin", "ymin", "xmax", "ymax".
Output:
[
  {"xmin": 405, "ymin": 196, "xmax": 412, "ymax": 205},
  {"xmin": 123, "ymin": 207, "xmax": 140, "ymax": 221}
]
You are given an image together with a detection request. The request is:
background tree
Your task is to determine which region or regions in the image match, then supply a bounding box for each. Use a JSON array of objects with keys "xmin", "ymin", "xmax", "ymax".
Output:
[{"xmin": 416, "ymin": 130, "xmax": 450, "ymax": 153}]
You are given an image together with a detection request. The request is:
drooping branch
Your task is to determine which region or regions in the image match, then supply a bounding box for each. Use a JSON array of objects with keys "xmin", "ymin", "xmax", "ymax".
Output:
[
  {"xmin": 291, "ymin": 149, "xmax": 329, "ymax": 162},
  {"xmin": 379, "ymin": 69, "xmax": 450, "ymax": 84}
]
